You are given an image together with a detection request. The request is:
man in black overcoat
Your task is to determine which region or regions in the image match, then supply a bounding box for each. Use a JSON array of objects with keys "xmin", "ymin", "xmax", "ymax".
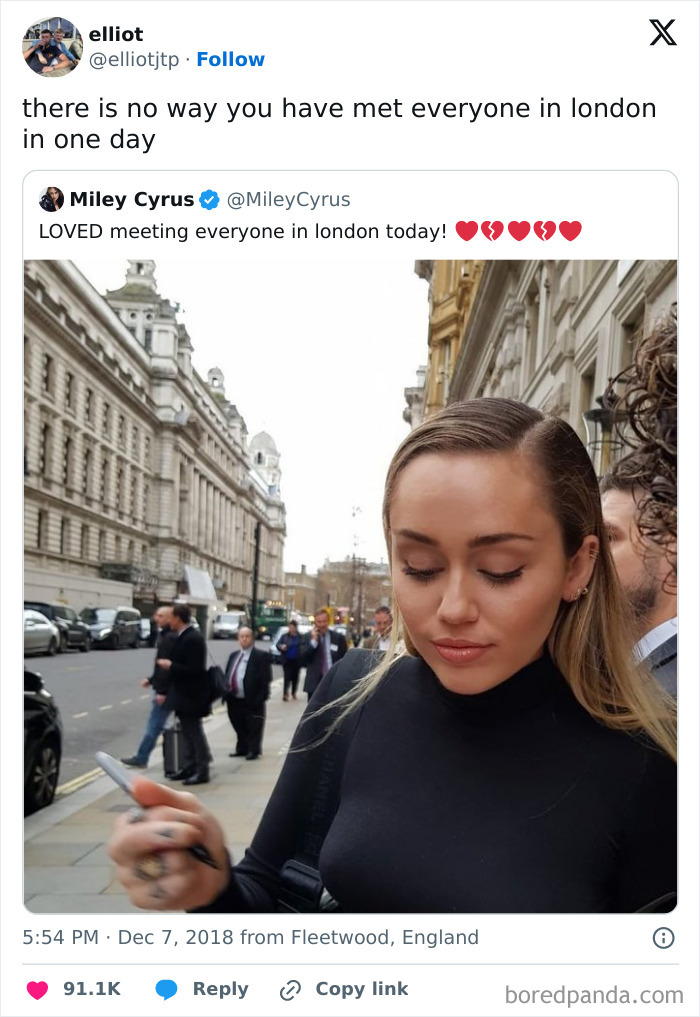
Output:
[{"xmin": 157, "ymin": 603, "xmax": 211, "ymax": 784}]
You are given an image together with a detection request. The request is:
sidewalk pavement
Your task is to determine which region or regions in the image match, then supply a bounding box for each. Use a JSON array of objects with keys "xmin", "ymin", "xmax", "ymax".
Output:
[{"xmin": 24, "ymin": 675, "xmax": 306, "ymax": 913}]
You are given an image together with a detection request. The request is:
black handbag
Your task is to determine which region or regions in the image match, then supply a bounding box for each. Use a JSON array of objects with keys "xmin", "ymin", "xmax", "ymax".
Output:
[{"xmin": 276, "ymin": 649, "xmax": 375, "ymax": 913}]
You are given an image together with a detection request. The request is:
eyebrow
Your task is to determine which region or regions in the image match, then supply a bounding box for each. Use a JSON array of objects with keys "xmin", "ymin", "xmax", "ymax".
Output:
[{"xmin": 394, "ymin": 528, "xmax": 535, "ymax": 548}]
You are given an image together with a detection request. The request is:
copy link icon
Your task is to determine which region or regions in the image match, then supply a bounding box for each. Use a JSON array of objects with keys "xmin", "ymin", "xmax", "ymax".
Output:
[
  {"xmin": 280, "ymin": 980, "xmax": 302, "ymax": 1001},
  {"xmin": 652, "ymin": 928, "xmax": 674, "ymax": 949}
]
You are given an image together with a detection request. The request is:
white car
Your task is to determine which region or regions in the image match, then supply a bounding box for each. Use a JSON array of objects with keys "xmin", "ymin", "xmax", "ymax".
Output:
[
  {"xmin": 212, "ymin": 611, "xmax": 247, "ymax": 639},
  {"xmin": 24, "ymin": 610, "xmax": 60, "ymax": 657}
]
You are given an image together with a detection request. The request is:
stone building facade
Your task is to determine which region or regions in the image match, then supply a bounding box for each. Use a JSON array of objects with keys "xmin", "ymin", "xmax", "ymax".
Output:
[
  {"xmin": 405, "ymin": 259, "xmax": 484, "ymax": 422},
  {"xmin": 406, "ymin": 260, "xmax": 677, "ymax": 475},
  {"xmin": 24, "ymin": 260, "xmax": 285, "ymax": 624}
]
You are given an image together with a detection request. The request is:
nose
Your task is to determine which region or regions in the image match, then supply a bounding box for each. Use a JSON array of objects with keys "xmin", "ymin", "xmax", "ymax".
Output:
[{"xmin": 436, "ymin": 569, "xmax": 479, "ymax": 626}]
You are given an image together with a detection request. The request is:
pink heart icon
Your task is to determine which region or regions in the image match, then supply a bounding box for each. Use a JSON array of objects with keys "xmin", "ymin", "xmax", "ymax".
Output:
[
  {"xmin": 481, "ymin": 221, "xmax": 504, "ymax": 241},
  {"xmin": 559, "ymin": 220, "xmax": 582, "ymax": 241},
  {"xmin": 455, "ymin": 220, "xmax": 478, "ymax": 242},
  {"xmin": 27, "ymin": 982, "xmax": 48, "ymax": 1001},
  {"xmin": 534, "ymin": 220, "xmax": 556, "ymax": 241}
]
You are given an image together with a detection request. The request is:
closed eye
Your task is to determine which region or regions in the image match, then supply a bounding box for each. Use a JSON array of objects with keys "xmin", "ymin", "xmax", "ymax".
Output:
[{"xmin": 479, "ymin": 567, "xmax": 524, "ymax": 585}]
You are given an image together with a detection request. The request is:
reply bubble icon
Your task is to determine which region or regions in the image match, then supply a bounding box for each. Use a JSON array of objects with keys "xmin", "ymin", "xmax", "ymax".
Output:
[{"xmin": 156, "ymin": 980, "xmax": 178, "ymax": 1001}]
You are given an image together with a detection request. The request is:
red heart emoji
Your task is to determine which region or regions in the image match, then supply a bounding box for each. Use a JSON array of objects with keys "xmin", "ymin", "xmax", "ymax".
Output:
[
  {"xmin": 507, "ymin": 221, "xmax": 530, "ymax": 241},
  {"xmin": 534, "ymin": 220, "xmax": 556, "ymax": 241},
  {"xmin": 559, "ymin": 220, "xmax": 582, "ymax": 241},
  {"xmin": 455, "ymin": 220, "xmax": 478, "ymax": 242},
  {"xmin": 27, "ymin": 982, "xmax": 48, "ymax": 1001},
  {"xmin": 481, "ymin": 221, "xmax": 504, "ymax": 241}
]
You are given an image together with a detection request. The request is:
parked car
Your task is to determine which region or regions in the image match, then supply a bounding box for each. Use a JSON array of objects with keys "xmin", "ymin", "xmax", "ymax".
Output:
[
  {"xmin": 79, "ymin": 606, "xmax": 141, "ymax": 649},
  {"xmin": 24, "ymin": 669, "xmax": 63, "ymax": 815},
  {"xmin": 269, "ymin": 623, "xmax": 312, "ymax": 661},
  {"xmin": 138, "ymin": 617, "xmax": 152, "ymax": 645},
  {"xmin": 23, "ymin": 609, "xmax": 60, "ymax": 657},
  {"xmin": 24, "ymin": 601, "xmax": 91, "ymax": 653},
  {"xmin": 212, "ymin": 611, "xmax": 247, "ymax": 639}
]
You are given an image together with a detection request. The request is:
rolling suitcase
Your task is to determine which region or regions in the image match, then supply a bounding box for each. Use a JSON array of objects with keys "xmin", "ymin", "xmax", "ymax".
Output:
[{"xmin": 162, "ymin": 720, "xmax": 185, "ymax": 776}]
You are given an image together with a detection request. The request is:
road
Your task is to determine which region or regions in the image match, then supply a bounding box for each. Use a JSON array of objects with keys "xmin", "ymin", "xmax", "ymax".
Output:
[{"xmin": 24, "ymin": 639, "xmax": 281, "ymax": 788}]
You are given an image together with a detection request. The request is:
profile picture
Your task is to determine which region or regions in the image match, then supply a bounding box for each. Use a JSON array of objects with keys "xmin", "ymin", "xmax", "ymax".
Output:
[
  {"xmin": 23, "ymin": 18, "xmax": 82, "ymax": 76},
  {"xmin": 39, "ymin": 186, "xmax": 64, "ymax": 213}
]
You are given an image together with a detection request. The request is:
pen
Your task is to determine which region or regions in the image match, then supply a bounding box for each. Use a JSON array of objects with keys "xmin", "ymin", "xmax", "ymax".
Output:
[{"xmin": 95, "ymin": 751, "xmax": 221, "ymax": 870}]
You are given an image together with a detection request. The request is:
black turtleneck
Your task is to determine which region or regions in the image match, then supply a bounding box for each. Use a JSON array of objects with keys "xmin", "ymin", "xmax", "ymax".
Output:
[{"xmin": 200, "ymin": 653, "xmax": 676, "ymax": 913}]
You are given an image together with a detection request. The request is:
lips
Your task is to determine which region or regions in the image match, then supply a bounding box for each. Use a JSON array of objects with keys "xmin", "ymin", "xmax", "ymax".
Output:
[{"xmin": 432, "ymin": 641, "xmax": 492, "ymax": 664}]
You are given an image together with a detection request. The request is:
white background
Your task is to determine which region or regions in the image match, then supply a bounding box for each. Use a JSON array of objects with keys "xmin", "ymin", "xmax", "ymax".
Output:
[{"xmin": 2, "ymin": 2, "xmax": 698, "ymax": 1015}]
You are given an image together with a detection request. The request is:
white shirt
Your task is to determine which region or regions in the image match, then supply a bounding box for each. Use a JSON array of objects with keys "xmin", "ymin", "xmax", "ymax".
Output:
[
  {"xmin": 635, "ymin": 616, "xmax": 678, "ymax": 662},
  {"xmin": 229, "ymin": 650, "xmax": 251, "ymax": 698}
]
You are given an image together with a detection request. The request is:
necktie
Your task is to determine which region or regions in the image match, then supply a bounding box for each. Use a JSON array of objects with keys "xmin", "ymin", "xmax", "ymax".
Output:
[
  {"xmin": 229, "ymin": 653, "xmax": 243, "ymax": 695},
  {"xmin": 319, "ymin": 634, "xmax": 328, "ymax": 677}
]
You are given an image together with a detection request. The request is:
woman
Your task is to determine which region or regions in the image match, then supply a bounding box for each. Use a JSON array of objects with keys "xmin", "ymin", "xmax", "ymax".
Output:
[
  {"xmin": 276, "ymin": 620, "xmax": 302, "ymax": 701},
  {"xmin": 39, "ymin": 187, "xmax": 63, "ymax": 212},
  {"xmin": 108, "ymin": 399, "xmax": 676, "ymax": 913}
]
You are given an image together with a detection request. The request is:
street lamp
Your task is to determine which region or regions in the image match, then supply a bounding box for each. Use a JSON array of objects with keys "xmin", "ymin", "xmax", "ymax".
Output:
[{"xmin": 582, "ymin": 384, "xmax": 625, "ymax": 477}]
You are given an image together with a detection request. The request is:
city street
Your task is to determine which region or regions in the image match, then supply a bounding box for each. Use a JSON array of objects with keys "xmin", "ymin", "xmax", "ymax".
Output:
[{"xmin": 25, "ymin": 639, "xmax": 281, "ymax": 790}]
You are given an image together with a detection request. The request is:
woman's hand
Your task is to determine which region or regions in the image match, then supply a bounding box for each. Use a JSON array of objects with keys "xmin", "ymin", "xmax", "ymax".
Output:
[{"xmin": 107, "ymin": 778, "xmax": 231, "ymax": 911}]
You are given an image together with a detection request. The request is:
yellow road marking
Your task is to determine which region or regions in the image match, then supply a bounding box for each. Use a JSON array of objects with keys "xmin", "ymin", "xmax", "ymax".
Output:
[{"xmin": 56, "ymin": 766, "xmax": 103, "ymax": 796}]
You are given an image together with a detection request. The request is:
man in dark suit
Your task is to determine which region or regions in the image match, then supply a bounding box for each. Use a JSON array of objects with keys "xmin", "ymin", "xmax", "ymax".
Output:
[
  {"xmin": 301, "ymin": 608, "xmax": 348, "ymax": 699},
  {"xmin": 157, "ymin": 603, "xmax": 211, "ymax": 784},
  {"xmin": 223, "ymin": 626, "xmax": 273, "ymax": 760},
  {"xmin": 121, "ymin": 605, "xmax": 177, "ymax": 768}
]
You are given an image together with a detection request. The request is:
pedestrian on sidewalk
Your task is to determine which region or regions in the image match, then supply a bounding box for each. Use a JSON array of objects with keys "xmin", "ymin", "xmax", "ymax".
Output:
[
  {"xmin": 276, "ymin": 620, "xmax": 302, "ymax": 700},
  {"xmin": 156, "ymin": 604, "xmax": 211, "ymax": 785},
  {"xmin": 301, "ymin": 609, "xmax": 347, "ymax": 699},
  {"xmin": 121, "ymin": 606, "xmax": 177, "ymax": 770},
  {"xmin": 224, "ymin": 627, "xmax": 272, "ymax": 760},
  {"xmin": 362, "ymin": 606, "xmax": 393, "ymax": 652}
]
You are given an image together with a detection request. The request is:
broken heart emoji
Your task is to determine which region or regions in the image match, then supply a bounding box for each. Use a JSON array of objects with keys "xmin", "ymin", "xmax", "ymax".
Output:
[
  {"xmin": 481, "ymin": 221, "xmax": 504, "ymax": 241},
  {"xmin": 534, "ymin": 221, "xmax": 557, "ymax": 241}
]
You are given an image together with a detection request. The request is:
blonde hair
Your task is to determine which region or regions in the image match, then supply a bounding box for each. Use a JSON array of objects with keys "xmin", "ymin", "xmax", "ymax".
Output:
[{"xmin": 313, "ymin": 399, "xmax": 676, "ymax": 761}]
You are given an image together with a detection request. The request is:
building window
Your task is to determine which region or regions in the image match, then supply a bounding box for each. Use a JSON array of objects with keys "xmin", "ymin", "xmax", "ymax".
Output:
[
  {"xmin": 142, "ymin": 482, "xmax": 149, "ymax": 519},
  {"xmin": 132, "ymin": 425, "xmax": 138, "ymax": 456},
  {"xmin": 118, "ymin": 415, "xmax": 126, "ymax": 449},
  {"xmin": 85, "ymin": 389, "xmax": 93, "ymax": 424},
  {"xmin": 39, "ymin": 423, "xmax": 51, "ymax": 476},
  {"xmin": 24, "ymin": 337, "xmax": 32, "ymax": 386},
  {"xmin": 130, "ymin": 474, "xmax": 137, "ymax": 516},
  {"xmin": 142, "ymin": 542, "xmax": 148, "ymax": 563},
  {"xmin": 128, "ymin": 539, "xmax": 135, "ymax": 561},
  {"xmin": 103, "ymin": 403, "xmax": 111, "ymax": 437},
  {"xmin": 60, "ymin": 517, "xmax": 69, "ymax": 555},
  {"xmin": 81, "ymin": 524, "xmax": 90, "ymax": 560},
  {"xmin": 42, "ymin": 354, "xmax": 55, "ymax": 396},
  {"xmin": 65, "ymin": 372, "xmax": 74, "ymax": 410},
  {"xmin": 144, "ymin": 436, "xmax": 151, "ymax": 468},
  {"xmin": 115, "ymin": 535, "xmax": 122, "ymax": 560},
  {"xmin": 98, "ymin": 529, "xmax": 106, "ymax": 560},
  {"xmin": 100, "ymin": 456, "xmax": 109, "ymax": 503},
  {"xmin": 37, "ymin": 510, "xmax": 48, "ymax": 550},
  {"xmin": 117, "ymin": 465, "xmax": 124, "ymax": 515},
  {"xmin": 256, "ymin": 452, "xmax": 264, "ymax": 465},
  {"xmin": 144, "ymin": 328, "xmax": 152, "ymax": 350},
  {"xmin": 83, "ymin": 448, "xmax": 92, "ymax": 496},
  {"xmin": 62, "ymin": 436, "xmax": 73, "ymax": 488}
]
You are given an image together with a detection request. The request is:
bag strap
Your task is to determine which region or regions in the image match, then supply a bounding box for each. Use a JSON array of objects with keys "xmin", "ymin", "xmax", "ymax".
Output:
[{"xmin": 295, "ymin": 649, "xmax": 376, "ymax": 870}]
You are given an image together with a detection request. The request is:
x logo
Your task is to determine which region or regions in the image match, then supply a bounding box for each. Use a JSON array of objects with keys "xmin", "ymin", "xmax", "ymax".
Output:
[{"xmin": 650, "ymin": 18, "xmax": 677, "ymax": 45}]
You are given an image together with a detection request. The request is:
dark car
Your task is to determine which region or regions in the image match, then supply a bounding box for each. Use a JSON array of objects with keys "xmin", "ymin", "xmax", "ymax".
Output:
[
  {"xmin": 24, "ymin": 601, "xmax": 91, "ymax": 653},
  {"xmin": 79, "ymin": 606, "xmax": 141, "ymax": 649},
  {"xmin": 24, "ymin": 670, "xmax": 63, "ymax": 815}
]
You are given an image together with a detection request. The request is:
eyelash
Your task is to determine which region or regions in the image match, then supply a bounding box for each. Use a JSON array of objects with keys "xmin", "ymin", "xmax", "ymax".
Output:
[{"xmin": 400, "ymin": 565, "xmax": 525, "ymax": 586}]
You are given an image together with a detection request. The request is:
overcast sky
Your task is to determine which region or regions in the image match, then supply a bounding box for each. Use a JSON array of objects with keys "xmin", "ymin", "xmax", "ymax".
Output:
[{"xmin": 73, "ymin": 258, "xmax": 430, "ymax": 573}]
